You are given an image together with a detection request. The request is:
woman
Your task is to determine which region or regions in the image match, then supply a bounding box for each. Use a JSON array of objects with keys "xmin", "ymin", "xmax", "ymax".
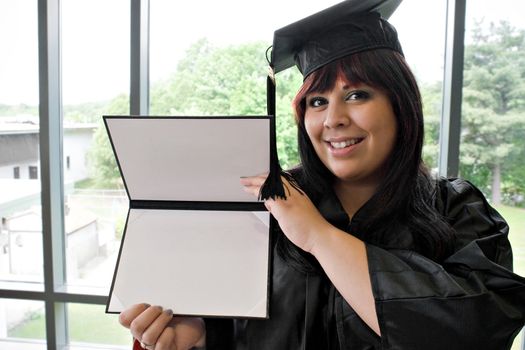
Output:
[{"xmin": 119, "ymin": 1, "xmax": 525, "ymax": 349}]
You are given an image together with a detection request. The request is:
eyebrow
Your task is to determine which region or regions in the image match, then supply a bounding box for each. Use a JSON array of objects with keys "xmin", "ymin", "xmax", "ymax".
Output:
[{"xmin": 341, "ymin": 81, "xmax": 367, "ymax": 90}]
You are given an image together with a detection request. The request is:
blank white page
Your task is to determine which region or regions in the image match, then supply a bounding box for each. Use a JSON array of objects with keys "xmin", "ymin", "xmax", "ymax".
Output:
[
  {"xmin": 107, "ymin": 209, "xmax": 270, "ymax": 318},
  {"xmin": 105, "ymin": 117, "xmax": 269, "ymax": 202}
]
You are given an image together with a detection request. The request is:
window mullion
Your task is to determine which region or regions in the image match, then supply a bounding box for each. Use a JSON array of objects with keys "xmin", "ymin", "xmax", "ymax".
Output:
[
  {"xmin": 130, "ymin": 0, "xmax": 150, "ymax": 115},
  {"xmin": 38, "ymin": 0, "xmax": 68, "ymax": 348},
  {"xmin": 438, "ymin": 0, "xmax": 466, "ymax": 178}
]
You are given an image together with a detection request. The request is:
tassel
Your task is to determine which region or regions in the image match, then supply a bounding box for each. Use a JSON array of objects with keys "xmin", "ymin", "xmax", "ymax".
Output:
[{"xmin": 259, "ymin": 66, "xmax": 302, "ymax": 201}]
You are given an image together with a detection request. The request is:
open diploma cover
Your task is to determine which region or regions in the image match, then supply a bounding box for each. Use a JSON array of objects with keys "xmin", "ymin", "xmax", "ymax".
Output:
[{"xmin": 104, "ymin": 116, "xmax": 271, "ymax": 318}]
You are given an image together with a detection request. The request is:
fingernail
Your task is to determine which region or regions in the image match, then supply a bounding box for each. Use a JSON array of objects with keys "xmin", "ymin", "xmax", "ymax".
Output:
[
  {"xmin": 165, "ymin": 309, "xmax": 173, "ymax": 316},
  {"xmin": 143, "ymin": 303, "xmax": 151, "ymax": 308}
]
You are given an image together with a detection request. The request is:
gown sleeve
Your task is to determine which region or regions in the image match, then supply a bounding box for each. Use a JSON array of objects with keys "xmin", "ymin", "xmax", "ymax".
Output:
[
  {"xmin": 203, "ymin": 318, "xmax": 234, "ymax": 349},
  {"xmin": 363, "ymin": 179, "xmax": 525, "ymax": 350}
]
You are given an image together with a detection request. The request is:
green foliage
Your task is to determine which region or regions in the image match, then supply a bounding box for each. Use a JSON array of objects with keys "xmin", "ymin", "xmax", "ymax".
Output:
[
  {"xmin": 0, "ymin": 103, "xmax": 38, "ymax": 117},
  {"xmin": 86, "ymin": 39, "xmax": 302, "ymax": 185},
  {"xmin": 149, "ymin": 39, "xmax": 301, "ymax": 169},
  {"xmin": 460, "ymin": 20, "xmax": 525, "ymax": 203},
  {"xmin": 420, "ymin": 82, "xmax": 442, "ymax": 170},
  {"xmin": 150, "ymin": 39, "xmax": 268, "ymax": 116},
  {"xmin": 275, "ymin": 69, "xmax": 303, "ymax": 169},
  {"xmin": 86, "ymin": 93, "xmax": 129, "ymax": 189},
  {"xmin": 63, "ymin": 101, "xmax": 108, "ymax": 123}
]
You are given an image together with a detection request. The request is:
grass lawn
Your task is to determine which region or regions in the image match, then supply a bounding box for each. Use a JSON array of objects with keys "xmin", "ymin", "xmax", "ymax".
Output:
[
  {"xmin": 495, "ymin": 205, "xmax": 525, "ymax": 276},
  {"xmin": 493, "ymin": 206, "xmax": 525, "ymax": 350},
  {"xmin": 8, "ymin": 303, "xmax": 130, "ymax": 346}
]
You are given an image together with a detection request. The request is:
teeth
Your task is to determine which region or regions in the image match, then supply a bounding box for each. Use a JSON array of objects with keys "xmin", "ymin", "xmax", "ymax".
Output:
[{"xmin": 330, "ymin": 139, "xmax": 361, "ymax": 149}]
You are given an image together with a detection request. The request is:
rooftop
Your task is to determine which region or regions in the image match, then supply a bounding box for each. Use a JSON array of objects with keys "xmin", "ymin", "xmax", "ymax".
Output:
[{"xmin": 0, "ymin": 116, "xmax": 97, "ymax": 135}]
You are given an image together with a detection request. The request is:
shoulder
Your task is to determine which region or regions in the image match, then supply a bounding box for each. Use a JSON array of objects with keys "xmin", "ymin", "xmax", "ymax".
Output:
[
  {"xmin": 436, "ymin": 177, "xmax": 481, "ymax": 197},
  {"xmin": 434, "ymin": 177, "xmax": 509, "ymax": 247},
  {"xmin": 434, "ymin": 177, "xmax": 490, "ymax": 214}
]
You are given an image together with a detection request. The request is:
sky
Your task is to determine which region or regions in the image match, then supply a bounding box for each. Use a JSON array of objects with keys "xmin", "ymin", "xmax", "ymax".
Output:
[{"xmin": 0, "ymin": 0, "xmax": 524, "ymax": 105}]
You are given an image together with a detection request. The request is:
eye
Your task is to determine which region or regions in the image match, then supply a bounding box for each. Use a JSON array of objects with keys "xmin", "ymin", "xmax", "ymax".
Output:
[
  {"xmin": 307, "ymin": 96, "xmax": 328, "ymax": 108},
  {"xmin": 346, "ymin": 90, "xmax": 371, "ymax": 101}
]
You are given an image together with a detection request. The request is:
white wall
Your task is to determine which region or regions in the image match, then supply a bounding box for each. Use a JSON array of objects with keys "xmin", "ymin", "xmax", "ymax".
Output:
[{"xmin": 0, "ymin": 125, "xmax": 95, "ymax": 182}]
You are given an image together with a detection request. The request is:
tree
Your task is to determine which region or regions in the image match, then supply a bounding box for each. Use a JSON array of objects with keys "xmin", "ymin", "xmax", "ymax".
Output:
[
  {"xmin": 420, "ymin": 81, "xmax": 442, "ymax": 171},
  {"xmin": 86, "ymin": 93, "xmax": 129, "ymax": 188},
  {"xmin": 150, "ymin": 39, "xmax": 301, "ymax": 168},
  {"xmin": 460, "ymin": 20, "xmax": 525, "ymax": 204},
  {"xmin": 88, "ymin": 40, "xmax": 303, "ymax": 187}
]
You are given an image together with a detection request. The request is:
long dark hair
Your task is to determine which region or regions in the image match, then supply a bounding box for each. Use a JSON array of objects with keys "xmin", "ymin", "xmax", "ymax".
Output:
[{"xmin": 288, "ymin": 49, "xmax": 455, "ymax": 263}]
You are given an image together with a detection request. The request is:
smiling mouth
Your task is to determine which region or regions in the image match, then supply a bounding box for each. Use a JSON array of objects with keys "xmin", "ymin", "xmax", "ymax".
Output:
[{"xmin": 328, "ymin": 138, "xmax": 364, "ymax": 149}]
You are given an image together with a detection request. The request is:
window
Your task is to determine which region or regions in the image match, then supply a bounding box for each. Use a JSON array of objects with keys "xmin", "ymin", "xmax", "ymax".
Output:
[
  {"xmin": 462, "ymin": 1, "xmax": 525, "ymax": 348},
  {"xmin": 0, "ymin": 0, "xmax": 523, "ymax": 349},
  {"xmin": 0, "ymin": 298, "xmax": 45, "ymax": 347},
  {"xmin": 28, "ymin": 166, "xmax": 38, "ymax": 180},
  {"xmin": 61, "ymin": 0, "xmax": 130, "ymax": 292},
  {"xmin": 149, "ymin": 0, "xmax": 343, "ymax": 169},
  {"xmin": 0, "ymin": 0, "xmax": 44, "ymax": 294},
  {"xmin": 390, "ymin": 0, "xmax": 447, "ymax": 172}
]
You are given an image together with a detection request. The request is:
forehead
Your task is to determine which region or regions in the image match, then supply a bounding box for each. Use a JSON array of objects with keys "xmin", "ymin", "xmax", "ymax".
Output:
[
  {"xmin": 303, "ymin": 63, "xmax": 367, "ymax": 95},
  {"xmin": 306, "ymin": 79, "xmax": 369, "ymax": 95}
]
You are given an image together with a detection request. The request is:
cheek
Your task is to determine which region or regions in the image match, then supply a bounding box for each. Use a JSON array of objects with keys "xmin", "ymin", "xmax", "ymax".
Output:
[
  {"xmin": 376, "ymin": 118, "xmax": 398, "ymax": 157},
  {"xmin": 304, "ymin": 114, "xmax": 320, "ymax": 140}
]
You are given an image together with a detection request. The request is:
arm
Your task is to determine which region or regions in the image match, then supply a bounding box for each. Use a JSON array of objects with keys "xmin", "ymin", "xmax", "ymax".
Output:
[
  {"xmin": 242, "ymin": 176, "xmax": 525, "ymax": 349},
  {"xmin": 354, "ymin": 179, "xmax": 525, "ymax": 349},
  {"xmin": 309, "ymin": 222, "xmax": 380, "ymax": 335},
  {"xmin": 241, "ymin": 175, "xmax": 380, "ymax": 335}
]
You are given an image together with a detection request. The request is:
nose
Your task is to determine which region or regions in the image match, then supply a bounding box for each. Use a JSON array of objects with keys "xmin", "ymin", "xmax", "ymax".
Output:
[{"xmin": 323, "ymin": 100, "xmax": 350, "ymax": 129}]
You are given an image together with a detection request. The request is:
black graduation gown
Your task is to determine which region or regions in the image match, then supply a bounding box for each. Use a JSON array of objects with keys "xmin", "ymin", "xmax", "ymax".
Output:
[{"xmin": 205, "ymin": 178, "xmax": 525, "ymax": 349}]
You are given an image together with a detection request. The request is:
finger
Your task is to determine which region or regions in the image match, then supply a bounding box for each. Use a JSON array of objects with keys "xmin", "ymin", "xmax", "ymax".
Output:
[
  {"xmin": 242, "ymin": 185, "xmax": 261, "ymax": 197},
  {"xmin": 129, "ymin": 305, "xmax": 163, "ymax": 341},
  {"xmin": 239, "ymin": 174, "xmax": 267, "ymax": 187},
  {"xmin": 240, "ymin": 172, "xmax": 268, "ymax": 179},
  {"xmin": 140, "ymin": 308, "xmax": 174, "ymax": 347},
  {"xmin": 153, "ymin": 325, "xmax": 176, "ymax": 350},
  {"xmin": 119, "ymin": 303, "xmax": 150, "ymax": 328},
  {"xmin": 171, "ymin": 317, "xmax": 206, "ymax": 350}
]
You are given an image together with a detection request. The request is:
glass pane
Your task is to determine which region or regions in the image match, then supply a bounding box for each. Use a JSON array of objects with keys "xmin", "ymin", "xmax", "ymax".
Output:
[
  {"xmin": 61, "ymin": 0, "xmax": 130, "ymax": 290},
  {"xmin": 0, "ymin": 1, "xmax": 43, "ymax": 284},
  {"xmin": 67, "ymin": 303, "xmax": 130, "ymax": 348},
  {"xmin": 0, "ymin": 298, "xmax": 46, "ymax": 349},
  {"xmin": 149, "ymin": 0, "xmax": 348, "ymax": 170},
  {"xmin": 463, "ymin": 2, "xmax": 525, "ymax": 349},
  {"xmin": 390, "ymin": 0, "xmax": 446, "ymax": 172}
]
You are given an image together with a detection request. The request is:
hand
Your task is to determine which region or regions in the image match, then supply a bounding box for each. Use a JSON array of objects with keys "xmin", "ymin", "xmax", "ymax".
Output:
[
  {"xmin": 119, "ymin": 303, "xmax": 205, "ymax": 350},
  {"xmin": 241, "ymin": 174, "xmax": 330, "ymax": 253}
]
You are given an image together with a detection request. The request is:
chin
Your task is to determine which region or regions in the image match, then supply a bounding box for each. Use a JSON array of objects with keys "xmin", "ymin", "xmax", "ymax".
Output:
[{"xmin": 328, "ymin": 168, "xmax": 360, "ymax": 182}]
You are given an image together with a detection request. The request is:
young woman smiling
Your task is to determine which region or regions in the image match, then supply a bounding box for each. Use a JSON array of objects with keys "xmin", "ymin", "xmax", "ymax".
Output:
[{"xmin": 119, "ymin": 1, "xmax": 525, "ymax": 349}]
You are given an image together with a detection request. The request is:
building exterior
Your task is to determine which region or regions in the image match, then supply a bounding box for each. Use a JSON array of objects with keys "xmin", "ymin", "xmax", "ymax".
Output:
[
  {"xmin": 0, "ymin": 116, "xmax": 96, "ymax": 183},
  {"xmin": 0, "ymin": 116, "xmax": 104, "ymax": 283}
]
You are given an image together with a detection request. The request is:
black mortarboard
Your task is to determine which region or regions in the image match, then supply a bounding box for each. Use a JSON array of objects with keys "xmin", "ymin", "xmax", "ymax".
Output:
[
  {"xmin": 260, "ymin": 0, "xmax": 403, "ymax": 201},
  {"xmin": 271, "ymin": 0, "xmax": 403, "ymax": 78}
]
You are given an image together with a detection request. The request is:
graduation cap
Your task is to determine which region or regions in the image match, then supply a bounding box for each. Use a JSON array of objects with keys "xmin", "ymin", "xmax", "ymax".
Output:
[
  {"xmin": 271, "ymin": 0, "xmax": 403, "ymax": 78},
  {"xmin": 260, "ymin": 0, "xmax": 403, "ymax": 200}
]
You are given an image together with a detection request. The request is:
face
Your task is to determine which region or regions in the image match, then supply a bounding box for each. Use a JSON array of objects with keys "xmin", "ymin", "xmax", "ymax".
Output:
[{"xmin": 304, "ymin": 78, "xmax": 397, "ymax": 187}]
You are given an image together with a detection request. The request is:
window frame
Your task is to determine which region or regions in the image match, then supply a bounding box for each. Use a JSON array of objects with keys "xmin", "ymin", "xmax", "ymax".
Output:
[
  {"xmin": 0, "ymin": 0, "xmax": 146, "ymax": 348},
  {"xmin": 0, "ymin": 0, "xmax": 522, "ymax": 349}
]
